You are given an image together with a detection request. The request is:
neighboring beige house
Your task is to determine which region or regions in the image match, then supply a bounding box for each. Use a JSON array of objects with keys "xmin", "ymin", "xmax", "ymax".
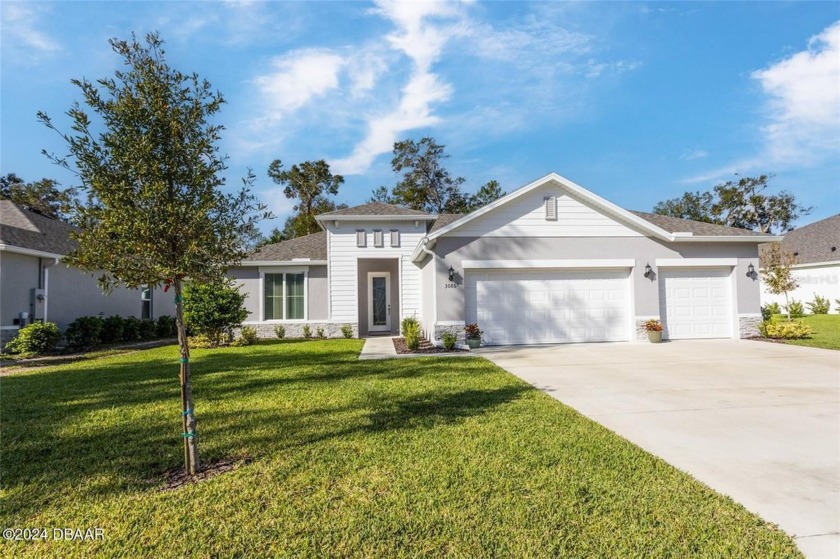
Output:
[
  {"xmin": 760, "ymin": 215, "xmax": 840, "ymax": 313},
  {"xmin": 0, "ymin": 200, "xmax": 175, "ymax": 347},
  {"xmin": 230, "ymin": 173, "xmax": 778, "ymax": 344}
]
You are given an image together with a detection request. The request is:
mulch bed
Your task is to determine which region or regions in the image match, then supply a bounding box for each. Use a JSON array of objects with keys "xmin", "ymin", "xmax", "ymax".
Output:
[
  {"xmin": 393, "ymin": 337, "xmax": 467, "ymax": 354},
  {"xmin": 161, "ymin": 456, "xmax": 252, "ymax": 491}
]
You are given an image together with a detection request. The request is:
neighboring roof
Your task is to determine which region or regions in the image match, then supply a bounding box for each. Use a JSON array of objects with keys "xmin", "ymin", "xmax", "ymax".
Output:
[
  {"xmin": 628, "ymin": 210, "xmax": 769, "ymax": 237},
  {"xmin": 317, "ymin": 202, "xmax": 432, "ymax": 218},
  {"xmin": 0, "ymin": 200, "xmax": 78, "ymax": 256},
  {"xmin": 760, "ymin": 214, "xmax": 840, "ymax": 266},
  {"xmin": 429, "ymin": 213, "xmax": 464, "ymax": 233},
  {"xmin": 244, "ymin": 231, "xmax": 327, "ymax": 263}
]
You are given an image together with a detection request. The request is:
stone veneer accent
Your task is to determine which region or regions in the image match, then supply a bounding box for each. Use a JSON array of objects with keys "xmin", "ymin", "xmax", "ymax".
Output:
[
  {"xmin": 433, "ymin": 322, "xmax": 466, "ymax": 344},
  {"xmin": 738, "ymin": 315, "xmax": 762, "ymax": 339},
  {"xmin": 238, "ymin": 322, "xmax": 358, "ymax": 339}
]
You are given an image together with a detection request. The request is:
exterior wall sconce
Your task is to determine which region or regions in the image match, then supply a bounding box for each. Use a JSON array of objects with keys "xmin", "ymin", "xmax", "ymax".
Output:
[
  {"xmin": 746, "ymin": 263, "xmax": 756, "ymax": 278},
  {"xmin": 448, "ymin": 266, "xmax": 456, "ymax": 282},
  {"xmin": 643, "ymin": 263, "xmax": 654, "ymax": 279}
]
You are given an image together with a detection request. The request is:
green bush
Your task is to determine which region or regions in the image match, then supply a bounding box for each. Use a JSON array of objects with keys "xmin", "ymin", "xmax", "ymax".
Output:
[
  {"xmin": 101, "ymin": 315, "xmax": 126, "ymax": 343},
  {"xmin": 302, "ymin": 324, "xmax": 312, "ymax": 339},
  {"xmin": 138, "ymin": 318, "xmax": 157, "ymax": 340},
  {"xmin": 807, "ymin": 294, "xmax": 830, "ymax": 315},
  {"xmin": 404, "ymin": 320, "xmax": 421, "ymax": 351},
  {"xmin": 65, "ymin": 316, "xmax": 104, "ymax": 349},
  {"xmin": 183, "ymin": 279, "xmax": 248, "ymax": 343},
  {"xmin": 441, "ymin": 330, "xmax": 457, "ymax": 350},
  {"xmin": 241, "ymin": 326, "xmax": 258, "ymax": 344},
  {"xmin": 784, "ymin": 300, "xmax": 805, "ymax": 318},
  {"xmin": 316, "ymin": 326, "xmax": 326, "ymax": 339},
  {"xmin": 4, "ymin": 322, "xmax": 61, "ymax": 357},
  {"xmin": 121, "ymin": 316, "xmax": 141, "ymax": 342},
  {"xmin": 274, "ymin": 324, "xmax": 286, "ymax": 339},
  {"xmin": 759, "ymin": 319, "xmax": 812, "ymax": 339},
  {"xmin": 156, "ymin": 315, "xmax": 176, "ymax": 338},
  {"xmin": 761, "ymin": 303, "xmax": 781, "ymax": 321},
  {"xmin": 187, "ymin": 333, "xmax": 214, "ymax": 349},
  {"xmin": 340, "ymin": 324, "xmax": 354, "ymax": 339},
  {"xmin": 401, "ymin": 316, "xmax": 419, "ymax": 336}
]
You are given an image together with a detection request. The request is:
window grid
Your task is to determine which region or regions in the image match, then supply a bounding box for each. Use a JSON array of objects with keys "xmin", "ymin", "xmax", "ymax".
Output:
[
  {"xmin": 390, "ymin": 230, "xmax": 400, "ymax": 247},
  {"xmin": 356, "ymin": 230, "xmax": 366, "ymax": 247},
  {"xmin": 373, "ymin": 229, "xmax": 384, "ymax": 247}
]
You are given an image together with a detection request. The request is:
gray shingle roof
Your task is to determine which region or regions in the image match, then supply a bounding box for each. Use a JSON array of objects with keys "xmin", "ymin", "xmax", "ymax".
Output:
[
  {"xmin": 0, "ymin": 200, "xmax": 78, "ymax": 255},
  {"xmin": 244, "ymin": 231, "xmax": 327, "ymax": 262},
  {"xmin": 629, "ymin": 210, "xmax": 771, "ymax": 237},
  {"xmin": 317, "ymin": 202, "xmax": 431, "ymax": 217},
  {"xmin": 429, "ymin": 213, "xmax": 464, "ymax": 233},
  {"xmin": 760, "ymin": 214, "xmax": 840, "ymax": 265}
]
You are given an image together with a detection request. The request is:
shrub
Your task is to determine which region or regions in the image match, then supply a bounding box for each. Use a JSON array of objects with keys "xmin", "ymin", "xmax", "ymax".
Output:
[
  {"xmin": 156, "ymin": 315, "xmax": 177, "ymax": 338},
  {"xmin": 807, "ymin": 294, "xmax": 830, "ymax": 315},
  {"xmin": 644, "ymin": 319, "xmax": 663, "ymax": 332},
  {"xmin": 302, "ymin": 324, "xmax": 312, "ymax": 339},
  {"xmin": 441, "ymin": 330, "xmax": 457, "ymax": 350},
  {"xmin": 464, "ymin": 323, "xmax": 482, "ymax": 339},
  {"xmin": 340, "ymin": 324, "xmax": 354, "ymax": 339},
  {"xmin": 65, "ymin": 316, "xmax": 104, "ymax": 349},
  {"xmin": 241, "ymin": 326, "xmax": 258, "ymax": 344},
  {"xmin": 404, "ymin": 320, "xmax": 421, "ymax": 351},
  {"xmin": 122, "ymin": 316, "xmax": 141, "ymax": 341},
  {"xmin": 761, "ymin": 302, "xmax": 781, "ymax": 321},
  {"xmin": 274, "ymin": 324, "xmax": 286, "ymax": 339},
  {"xmin": 759, "ymin": 319, "xmax": 812, "ymax": 339},
  {"xmin": 401, "ymin": 316, "xmax": 419, "ymax": 336},
  {"xmin": 187, "ymin": 333, "xmax": 214, "ymax": 349},
  {"xmin": 138, "ymin": 318, "xmax": 157, "ymax": 340},
  {"xmin": 101, "ymin": 315, "xmax": 126, "ymax": 343},
  {"xmin": 4, "ymin": 322, "xmax": 61, "ymax": 357},
  {"xmin": 183, "ymin": 279, "xmax": 248, "ymax": 343},
  {"xmin": 315, "ymin": 326, "xmax": 326, "ymax": 339},
  {"xmin": 784, "ymin": 300, "xmax": 805, "ymax": 318}
]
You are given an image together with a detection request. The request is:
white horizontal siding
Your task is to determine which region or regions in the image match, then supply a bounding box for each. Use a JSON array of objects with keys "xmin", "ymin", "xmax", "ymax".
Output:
[
  {"xmin": 328, "ymin": 220, "xmax": 426, "ymax": 322},
  {"xmin": 449, "ymin": 184, "xmax": 642, "ymax": 237}
]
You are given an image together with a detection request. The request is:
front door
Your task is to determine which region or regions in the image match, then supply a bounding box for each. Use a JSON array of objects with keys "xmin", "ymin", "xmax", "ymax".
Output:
[{"xmin": 368, "ymin": 272, "xmax": 391, "ymax": 333}]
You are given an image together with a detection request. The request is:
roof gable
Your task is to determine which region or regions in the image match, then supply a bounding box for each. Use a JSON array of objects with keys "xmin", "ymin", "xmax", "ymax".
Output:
[
  {"xmin": 316, "ymin": 202, "xmax": 433, "ymax": 218},
  {"xmin": 760, "ymin": 214, "xmax": 840, "ymax": 265},
  {"xmin": 0, "ymin": 200, "xmax": 78, "ymax": 256}
]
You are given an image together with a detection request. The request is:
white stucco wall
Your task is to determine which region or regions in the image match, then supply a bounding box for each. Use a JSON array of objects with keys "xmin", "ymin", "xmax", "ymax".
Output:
[{"xmin": 760, "ymin": 262, "xmax": 840, "ymax": 313}]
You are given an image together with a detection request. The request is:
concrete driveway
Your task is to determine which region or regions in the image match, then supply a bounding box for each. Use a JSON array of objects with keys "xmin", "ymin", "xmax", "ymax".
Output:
[{"xmin": 479, "ymin": 339, "xmax": 840, "ymax": 559}]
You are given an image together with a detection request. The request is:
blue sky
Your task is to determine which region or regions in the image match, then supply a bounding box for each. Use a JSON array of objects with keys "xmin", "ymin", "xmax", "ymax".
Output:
[{"xmin": 2, "ymin": 1, "xmax": 838, "ymax": 233}]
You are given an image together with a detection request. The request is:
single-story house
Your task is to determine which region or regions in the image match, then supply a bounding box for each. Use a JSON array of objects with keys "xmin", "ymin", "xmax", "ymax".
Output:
[
  {"xmin": 230, "ymin": 173, "xmax": 777, "ymax": 345},
  {"xmin": 0, "ymin": 200, "xmax": 175, "ymax": 347},
  {"xmin": 760, "ymin": 214, "xmax": 840, "ymax": 313}
]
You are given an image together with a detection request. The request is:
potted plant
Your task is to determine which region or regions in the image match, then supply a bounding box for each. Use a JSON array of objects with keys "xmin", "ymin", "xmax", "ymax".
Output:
[
  {"xmin": 644, "ymin": 319, "xmax": 663, "ymax": 343},
  {"xmin": 464, "ymin": 323, "xmax": 483, "ymax": 349}
]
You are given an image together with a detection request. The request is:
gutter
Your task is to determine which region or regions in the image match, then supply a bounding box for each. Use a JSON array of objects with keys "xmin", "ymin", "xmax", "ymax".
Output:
[
  {"xmin": 0, "ymin": 244, "xmax": 64, "ymax": 259},
  {"xmin": 41, "ymin": 256, "xmax": 60, "ymax": 323}
]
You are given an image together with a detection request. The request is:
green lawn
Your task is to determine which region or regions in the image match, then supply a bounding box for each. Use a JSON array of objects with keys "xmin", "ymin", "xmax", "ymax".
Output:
[
  {"xmin": 785, "ymin": 314, "xmax": 840, "ymax": 350},
  {"xmin": 1, "ymin": 341, "xmax": 800, "ymax": 558}
]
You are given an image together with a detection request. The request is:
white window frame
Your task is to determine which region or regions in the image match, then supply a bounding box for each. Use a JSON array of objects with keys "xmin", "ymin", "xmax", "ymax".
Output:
[
  {"xmin": 373, "ymin": 229, "xmax": 384, "ymax": 247},
  {"xmin": 544, "ymin": 196, "xmax": 557, "ymax": 220},
  {"xmin": 390, "ymin": 230, "xmax": 400, "ymax": 247},
  {"xmin": 259, "ymin": 267, "xmax": 309, "ymax": 322},
  {"xmin": 356, "ymin": 230, "xmax": 366, "ymax": 248}
]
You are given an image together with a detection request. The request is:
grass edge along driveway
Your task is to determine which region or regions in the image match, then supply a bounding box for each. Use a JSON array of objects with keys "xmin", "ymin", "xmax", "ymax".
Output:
[{"xmin": 0, "ymin": 340, "xmax": 802, "ymax": 558}]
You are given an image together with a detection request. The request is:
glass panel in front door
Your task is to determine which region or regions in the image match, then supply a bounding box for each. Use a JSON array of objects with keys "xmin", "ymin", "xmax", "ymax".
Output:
[{"xmin": 372, "ymin": 277, "xmax": 387, "ymax": 326}]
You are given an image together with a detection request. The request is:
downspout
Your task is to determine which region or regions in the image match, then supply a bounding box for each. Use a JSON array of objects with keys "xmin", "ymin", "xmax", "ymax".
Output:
[
  {"xmin": 419, "ymin": 238, "xmax": 441, "ymax": 346},
  {"xmin": 41, "ymin": 257, "xmax": 60, "ymax": 323}
]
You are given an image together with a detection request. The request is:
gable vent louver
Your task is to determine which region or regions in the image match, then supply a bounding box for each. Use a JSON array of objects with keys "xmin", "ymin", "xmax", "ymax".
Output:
[{"xmin": 544, "ymin": 197, "xmax": 557, "ymax": 221}]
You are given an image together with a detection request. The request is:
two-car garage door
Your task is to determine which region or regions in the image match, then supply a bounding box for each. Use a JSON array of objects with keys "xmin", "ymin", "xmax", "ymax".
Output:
[{"xmin": 466, "ymin": 269, "xmax": 630, "ymax": 345}]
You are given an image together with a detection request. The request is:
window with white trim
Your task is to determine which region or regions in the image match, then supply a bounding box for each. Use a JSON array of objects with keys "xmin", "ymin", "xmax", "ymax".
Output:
[
  {"xmin": 373, "ymin": 229, "xmax": 384, "ymax": 247},
  {"xmin": 264, "ymin": 272, "xmax": 306, "ymax": 320},
  {"xmin": 356, "ymin": 230, "xmax": 366, "ymax": 247},
  {"xmin": 390, "ymin": 230, "xmax": 400, "ymax": 247},
  {"xmin": 140, "ymin": 285, "xmax": 153, "ymax": 319}
]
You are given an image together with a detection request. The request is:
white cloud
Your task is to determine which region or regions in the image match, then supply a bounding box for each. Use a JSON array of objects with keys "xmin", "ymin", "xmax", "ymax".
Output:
[
  {"xmin": 0, "ymin": 3, "xmax": 60, "ymax": 61},
  {"xmin": 254, "ymin": 49, "xmax": 346, "ymax": 124},
  {"xmin": 680, "ymin": 149, "xmax": 709, "ymax": 161},
  {"xmin": 751, "ymin": 20, "xmax": 840, "ymax": 165}
]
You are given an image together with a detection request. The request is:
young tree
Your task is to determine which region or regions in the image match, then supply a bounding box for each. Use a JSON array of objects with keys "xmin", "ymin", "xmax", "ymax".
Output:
[
  {"xmin": 1, "ymin": 172, "xmax": 78, "ymax": 221},
  {"xmin": 654, "ymin": 175, "xmax": 811, "ymax": 234},
  {"xmin": 761, "ymin": 243, "xmax": 799, "ymax": 320},
  {"xmin": 371, "ymin": 137, "xmax": 505, "ymax": 213},
  {"xmin": 267, "ymin": 159, "xmax": 344, "ymax": 238},
  {"xmin": 38, "ymin": 32, "xmax": 266, "ymax": 475}
]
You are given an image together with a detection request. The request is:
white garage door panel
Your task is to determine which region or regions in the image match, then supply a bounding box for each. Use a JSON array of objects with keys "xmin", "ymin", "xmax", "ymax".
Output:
[
  {"xmin": 660, "ymin": 268, "xmax": 732, "ymax": 339},
  {"xmin": 468, "ymin": 270, "xmax": 630, "ymax": 345}
]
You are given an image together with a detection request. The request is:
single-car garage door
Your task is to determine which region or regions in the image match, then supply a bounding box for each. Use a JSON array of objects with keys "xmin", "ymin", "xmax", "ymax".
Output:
[
  {"xmin": 659, "ymin": 268, "xmax": 732, "ymax": 339},
  {"xmin": 466, "ymin": 269, "xmax": 630, "ymax": 345}
]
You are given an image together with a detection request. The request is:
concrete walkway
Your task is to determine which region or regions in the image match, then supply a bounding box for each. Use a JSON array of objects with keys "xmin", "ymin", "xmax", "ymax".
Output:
[
  {"xmin": 479, "ymin": 339, "xmax": 840, "ymax": 559},
  {"xmin": 359, "ymin": 336, "xmax": 398, "ymax": 360}
]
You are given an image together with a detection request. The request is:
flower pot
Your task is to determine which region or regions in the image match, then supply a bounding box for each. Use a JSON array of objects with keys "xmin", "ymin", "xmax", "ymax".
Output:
[
  {"xmin": 466, "ymin": 338, "xmax": 481, "ymax": 349},
  {"xmin": 647, "ymin": 330, "xmax": 662, "ymax": 343}
]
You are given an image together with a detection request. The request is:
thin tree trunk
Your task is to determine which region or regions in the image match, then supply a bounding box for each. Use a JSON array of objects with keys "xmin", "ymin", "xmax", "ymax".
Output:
[
  {"xmin": 784, "ymin": 291, "xmax": 791, "ymax": 321},
  {"xmin": 174, "ymin": 279, "xmax": 199, "ymax": 475}
]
